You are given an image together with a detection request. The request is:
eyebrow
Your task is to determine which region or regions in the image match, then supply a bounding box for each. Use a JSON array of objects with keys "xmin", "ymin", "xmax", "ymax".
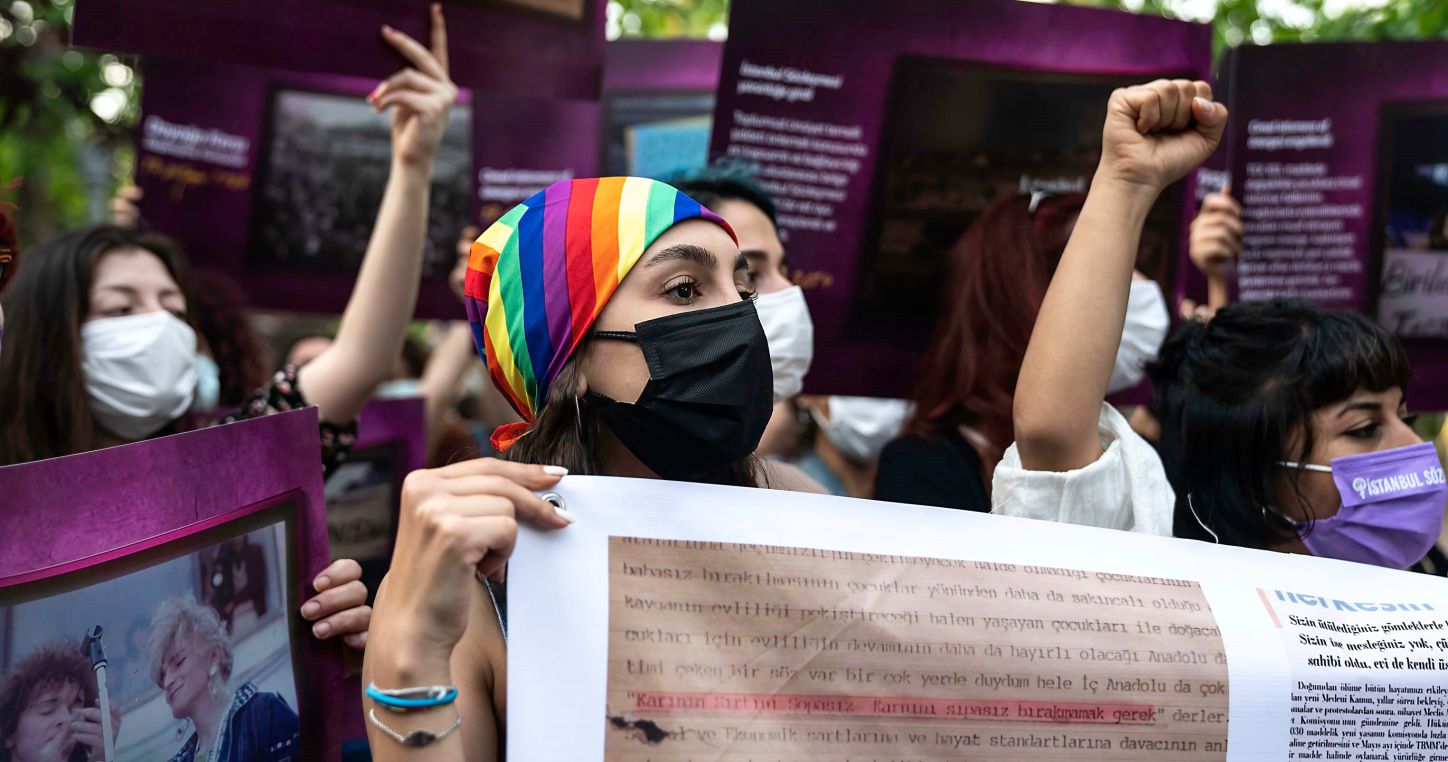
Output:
[
  {"xmin": 643, "ymin": 244, "xmax": 717, "ymax": 271},
  {"xmin": 95, "ymin": 284, "xmax": 181, "ymax": 297},
  {"xmin": 1336, "ymin": 399, "xmax": 1387, "ymax": 418}
]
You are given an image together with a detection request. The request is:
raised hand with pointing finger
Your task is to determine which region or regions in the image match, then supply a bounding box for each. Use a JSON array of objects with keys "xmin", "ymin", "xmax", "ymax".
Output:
[{"xmin": 368, "ymin": 3, "xmax": 459, "ymax": 170}]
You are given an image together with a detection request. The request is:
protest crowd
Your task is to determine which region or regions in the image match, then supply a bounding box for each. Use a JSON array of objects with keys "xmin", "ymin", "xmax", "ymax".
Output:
[{"xmin": 2, "ymin": 0, "xmax": 1447, "ymax": 760}]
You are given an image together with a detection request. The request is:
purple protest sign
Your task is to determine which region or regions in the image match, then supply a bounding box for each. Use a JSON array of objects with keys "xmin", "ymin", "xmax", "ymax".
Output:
[
  {"xmin": 711, "ymin": 0, "xmax": 1210, "ymax": 398},
  {"xmin": 1222, "ymin": 41, "xmax": 1448, "ymax": 407},
  {"xmin": 0, "ymin": 409, "xmax": 344, "ymax": 761},
  {"xmin": 472, "ymin": 91, "xmax": 600, "ymax": 227},
  {"xmin": 136, "ymin": 57, "xmax": 599, "ymax": 320},
  {"xmin": 73, "ymin": 0, "xmax": 606, "ymax": 99}
]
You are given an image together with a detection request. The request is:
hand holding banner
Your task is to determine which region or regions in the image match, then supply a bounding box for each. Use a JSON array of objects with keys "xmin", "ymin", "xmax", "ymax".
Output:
[{"xmin": 509, "ymin": 477, "xmax": 1448, "ymax": 760}]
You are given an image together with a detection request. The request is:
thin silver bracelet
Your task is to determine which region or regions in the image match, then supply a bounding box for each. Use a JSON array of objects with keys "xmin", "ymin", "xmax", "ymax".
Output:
[{"xmin": 369, "ymin": 708, "xmax": 462, "ymax": 748}]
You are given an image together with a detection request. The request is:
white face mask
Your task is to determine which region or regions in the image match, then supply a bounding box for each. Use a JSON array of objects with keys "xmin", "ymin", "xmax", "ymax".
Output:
[
  {"xmin": 1108, "ymin": 279, "xmax": 1170, "ymax": 394},
  {"xmin": 754, "ymin": 285, "xmax": 814, "ymax": 402},
  {"xmin": 82, "ymin": 311, "xmax": 198, "ymax": 440},
  {"xmin": 375, "ymin": 378, "xmax": 423, "ymax": 399},
  {"xmin": 193, "ymin": 353, "xmax": 221, "ymax": 413},
  {"xmin": 812, "ymin": 396, "xmax": 913, "ymax": 462}
]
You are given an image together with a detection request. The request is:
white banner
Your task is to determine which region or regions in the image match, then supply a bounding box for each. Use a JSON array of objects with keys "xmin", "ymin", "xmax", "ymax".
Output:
[{"xmin": 509, "ymin": 476, "xmax": 1448, "ymax": 761}]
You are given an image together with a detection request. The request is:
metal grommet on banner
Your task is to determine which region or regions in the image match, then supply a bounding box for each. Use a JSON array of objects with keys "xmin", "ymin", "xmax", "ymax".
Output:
[{"xmin": 540, "ymin": 492, "xmax": 566, "ymax": 511}]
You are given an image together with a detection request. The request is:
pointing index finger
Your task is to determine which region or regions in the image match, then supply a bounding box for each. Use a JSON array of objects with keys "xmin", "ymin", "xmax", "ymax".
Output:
[
  {"xmin": 430, "ymin": 3, "xmax": 450, "ymax": 77},
  {"xmin": 381, "ymin": 22, "xmax": 447, "ymax": 82}
]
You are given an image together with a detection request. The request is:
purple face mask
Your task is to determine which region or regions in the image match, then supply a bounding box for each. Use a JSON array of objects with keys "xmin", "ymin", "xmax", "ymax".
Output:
[{"xmin": 1281, "ymin": 442, "xmax": 1446, "ymax": 569}]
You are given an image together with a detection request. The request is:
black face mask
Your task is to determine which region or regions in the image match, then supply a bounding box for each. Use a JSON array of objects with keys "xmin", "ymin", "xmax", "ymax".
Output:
[{"xmin": 587, "ymin": 299, "xmax": 774, "ymax": 481}]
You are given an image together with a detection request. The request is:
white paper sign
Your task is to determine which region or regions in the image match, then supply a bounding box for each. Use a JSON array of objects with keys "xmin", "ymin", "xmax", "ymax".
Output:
[{"xmin": 509, "ymin": 476, "xmax": 1448, "ymax": 761}]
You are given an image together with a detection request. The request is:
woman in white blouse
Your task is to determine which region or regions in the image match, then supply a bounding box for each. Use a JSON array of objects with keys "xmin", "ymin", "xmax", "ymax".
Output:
[{"xmin": 994, "ymin": 80, "xmax": 1440, "ymax": 572}]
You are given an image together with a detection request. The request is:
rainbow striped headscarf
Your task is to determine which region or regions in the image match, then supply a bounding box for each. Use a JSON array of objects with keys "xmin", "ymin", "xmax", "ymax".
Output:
[{"xmin": 464, "ymin": 177, "xmax": 737, "ymax": 450}]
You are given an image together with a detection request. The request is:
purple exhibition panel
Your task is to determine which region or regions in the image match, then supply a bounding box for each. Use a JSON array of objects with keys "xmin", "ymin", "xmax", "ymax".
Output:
[
  {"xmin": 472, "ymin": 90, "xmax": 601, "ymax": 229},
  {"xmin": 0, "ymin": 409, "xmax": 344, "ymax": 761},
  {"xmin": 136, "ymin": 57, "xmax": 599, "ymax": 320},
  {"xmin": 603, "ymin": 39, "xmax": 722, "ymax": 93},
  {"xmin": 1223, "ymin": 41, "xmax": 1448, "ymax": 408},
  {"xmin": 711, "ymin": 0, "xmax": 1211, "ymax": 397},
  {"xmin": 72, "ymin": 0, "xmax": 607, "ymax": 99}
]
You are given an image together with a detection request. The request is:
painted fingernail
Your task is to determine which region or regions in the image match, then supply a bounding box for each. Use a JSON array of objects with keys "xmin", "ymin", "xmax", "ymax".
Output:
[
  {"xmin": 314, "ymin": 575, "xmax": 331, "ymax": 591},
  {"xmin": 313, "ymin": 622, "xmax": 332, "ymax": 638},
  {"xmin": 543, "ymin": 465, "xmax": 568, "ymax": 476},
  {"xmin": 302, "ymin": 601, "xmax": 321, "ymax": 618},
  {"xmin": 554, "ymin": 505, "xmax": 576, "ymax": 524},
  {"xmin": 366, "ymin": 86, "xmax": 380, "ymax": 103}
]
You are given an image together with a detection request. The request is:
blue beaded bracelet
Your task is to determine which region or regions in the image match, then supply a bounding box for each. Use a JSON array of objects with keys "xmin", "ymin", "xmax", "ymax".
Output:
[{"xmin": 366, "ymin": 683, "xmax": 459, "ymax": 712}]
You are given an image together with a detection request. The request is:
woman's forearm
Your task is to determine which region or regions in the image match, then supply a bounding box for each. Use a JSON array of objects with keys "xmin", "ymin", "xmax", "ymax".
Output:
[
  {"xmin": 363, "ymin": 642, "xmax": 469, "ymax": 761},
  {"xmin": 419, "ymin": 322, "xmax": 479, "ymax": 455},
  {"xmin": 300, "ymin": 159, "xmax": 431, "ymax": 424},
  {"xmin": 1012, "ymin": 172, "xmax": 1158, "ymax": 471}
]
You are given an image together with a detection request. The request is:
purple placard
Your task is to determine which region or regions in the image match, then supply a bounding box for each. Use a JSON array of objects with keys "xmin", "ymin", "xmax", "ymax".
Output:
[
  {"xmin": 73, "ymin": 0, "xmax": 607, "ymax": 99},
  {"xmin": 136, "ymin": 57, "xmax": 599, "ymax": 320},
  {"xmin": 1222, "ymin": 41, "xmax": 1448, "ymax": 407},
  {"xmin": 603, "ymin": 39, "xmax": 723, "ymax": 93},
  {"xmin": 710, "ymin": 0, "xmax": 1210, "ymax": 398},
  {"xmin": 472, "ymin": 91, "xmax": 601, "ymax": 228},
  {"xmin": 0, "ymin": 409, "xmax": 343, "ymax": 761},
  {"xmin": 354, "ymin": 397, "xmax": 428, "ymax": 470}
]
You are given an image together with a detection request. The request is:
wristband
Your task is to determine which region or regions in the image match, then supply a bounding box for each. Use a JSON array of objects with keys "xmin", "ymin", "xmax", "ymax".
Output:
[
  {"xmin": 369, "ymin": 708, "xmax": 462, "ymax": 748},
  {"xmin": 366, "ymin": 683, "xmax": 459, "ymax": 712}
]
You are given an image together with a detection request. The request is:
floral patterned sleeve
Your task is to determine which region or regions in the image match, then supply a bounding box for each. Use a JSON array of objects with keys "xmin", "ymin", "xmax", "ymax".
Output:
[{"xmin": 222, "ymin": 365, "xmax": 357, "ymax": 478}]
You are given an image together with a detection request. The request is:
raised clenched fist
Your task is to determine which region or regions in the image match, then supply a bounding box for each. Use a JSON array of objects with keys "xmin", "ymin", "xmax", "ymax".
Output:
[{"xmin": 1098, "ymin": 79, "xmax": 1228, "ymax": 194}]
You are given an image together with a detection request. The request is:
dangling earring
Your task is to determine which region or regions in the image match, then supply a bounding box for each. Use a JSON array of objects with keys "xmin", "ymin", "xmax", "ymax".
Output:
[
  {"xmin": 208, "ymin": 663, "xmax": 222, "ymax": 700},
  {"xmin": 1187, "ymin": 493, "xmax": 1219, "ymax": 544},
  {"xmin": 573, "ymin": 395, "xmax": 585, "ymax": 444}
]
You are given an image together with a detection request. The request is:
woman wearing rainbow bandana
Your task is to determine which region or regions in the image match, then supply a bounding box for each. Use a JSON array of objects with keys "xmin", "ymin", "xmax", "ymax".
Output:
[{"xmin": 363, "ymin": 78, "xmax": 1228, "ymax": 758}]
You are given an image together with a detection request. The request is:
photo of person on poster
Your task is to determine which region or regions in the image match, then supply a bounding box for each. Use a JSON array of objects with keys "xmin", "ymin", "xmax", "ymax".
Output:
[
  {"xmin": 146, "ymin": 597, "xmax": 299, "ymax": 762},
  {"xmin": 0, "ymin": 521, "xmax": 301, "ymax": 762},
  {"xmin": 0, "ymin": 642, "xmax": 119, "ymax": 762}
]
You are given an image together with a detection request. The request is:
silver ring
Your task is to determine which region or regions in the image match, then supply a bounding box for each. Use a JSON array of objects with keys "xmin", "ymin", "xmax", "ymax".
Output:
[{"xmin": 540, "ymin": 492, "xmax": 566, "ymax": 510}]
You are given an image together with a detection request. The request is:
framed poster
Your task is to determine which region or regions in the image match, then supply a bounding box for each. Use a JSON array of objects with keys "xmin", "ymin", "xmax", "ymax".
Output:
[{"xmin": 0, "ymin": 410, "xmax": 342, "ymax": 761}]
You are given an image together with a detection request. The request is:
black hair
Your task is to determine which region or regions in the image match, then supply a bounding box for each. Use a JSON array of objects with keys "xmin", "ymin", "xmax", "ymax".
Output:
[
  {"xmin": 1430, "ymin": 208, "xmax": 1448, "ymax": 251},
  {"xmin": 1148, "ymin": 298, "xmax": 1412, "ymax": 548},
  {"xmin": 667, "ymin": 162, "xmax": 778, "ymax": 227}
]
